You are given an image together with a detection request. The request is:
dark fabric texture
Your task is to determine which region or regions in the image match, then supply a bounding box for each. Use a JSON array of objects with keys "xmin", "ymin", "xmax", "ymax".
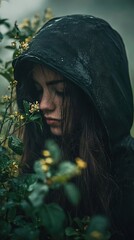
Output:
[{"xmin": 13, "ymin": 15, "xmax": 134, "ymax": 239}]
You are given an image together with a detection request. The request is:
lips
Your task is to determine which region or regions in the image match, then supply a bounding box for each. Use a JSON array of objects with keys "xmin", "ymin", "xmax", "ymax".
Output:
[{"xmin": 45, "ymin": 118, "xmax": 61, "ymax": 125}]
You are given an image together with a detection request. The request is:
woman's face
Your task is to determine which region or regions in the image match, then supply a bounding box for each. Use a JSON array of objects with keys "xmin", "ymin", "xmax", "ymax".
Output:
[{"xmin": 33, "ymin": 65, "xmax": 64, "ymax": 136}]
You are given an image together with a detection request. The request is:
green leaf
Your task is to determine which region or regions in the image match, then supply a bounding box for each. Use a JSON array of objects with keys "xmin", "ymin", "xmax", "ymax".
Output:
[
  {"xmin": 21, "ymin": 173, "xmax": 37, "ymax": 186},
  {"xmin": 86, "ymin": 215, "xmax": 110, "ymax": 240},
  {"xmin": 0, "ymin": 188, "xmax": 7, "ymax": 197},
  {"xmin": 64, "ymin": 183, "xmax": 80, "ymax": 205},
  {"xmin": 73, "ymin": 217, "xmax": 85, "ymax": 229},
  {"xmin": 7, "ymin": 206, "xmax": 16, "ymax": 221},
  {"xmin": 23, "ymin": 100, "xmax": 30, "ymax": 114},
  {"xmin": 0, "ymin": 18, "xmax": 8, "ymax": 24},
  {"xmin": 0, "ymin": 32, "xmax": 3, "ymax": 41},
  {"xmin": 0, "ymin": 71, "xmax": 13, "ymax": 81},
  {"xmin": 33, "ymin": 161, "xmax": 46, "ymax": 181},
  {"xmin": 5, "ymin": 45, "xmax": 16, "ymax": 50},
  {"xmin": 58, "ymin": 161, "xmax": 79, "ymax": 176},
  {"xmin": 0, "ymin": 221, "xmax": 11, "ymax": 238},
  {"xmin": 39, "ymin": 203, "xmax": 67, "ymax": 239},
  {"xmin": 29, "ymin": 113, "xmax": 41, "ymax": 121},
  {"xmin": 8, "ymin": 135, "xmax": 24, "ymax": 155},
  {"xmin": 5, "ymin": 60, "xmax": 12, "ymax": 69},
  {"xmin": 28, "ymin": 182, "xmax": 48, "ymax": 207},
  {"xmin": 0, "ymin": 18, "xmax": 10, "ymax": 28},
  {"xmin": 20, "ymin": 200, "xmax": 33, "ymax": 217},
  {"xmin": 65, "ymin": 227, "xmax": 78, "ymax": 237},
  {"xmin": 45, "ymin": 139, "xmax": 61, "ymax": 162},
  {"xmin": 0, "ymin": 145, "xmax": 8, "ymax": 155},
  {"xmin": 13, "ymin": 215, "xmax": 27, "ymax": 227},
  {"xmin": 0, "ymin": 147, "xmax": 10, "ymax": 172},
  {"xmin": 13, "ymin": 226, "xmax": 39, "ymax": 240},
  {"xmin": 29, "ymin": 112, "xmax": 43, "ymax": 131}
]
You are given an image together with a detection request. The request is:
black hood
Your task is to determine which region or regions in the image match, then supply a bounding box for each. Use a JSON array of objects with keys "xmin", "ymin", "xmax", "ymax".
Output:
[{"xmin": 13, "ymin": 14, "xmax": 134, "ymax": 154}]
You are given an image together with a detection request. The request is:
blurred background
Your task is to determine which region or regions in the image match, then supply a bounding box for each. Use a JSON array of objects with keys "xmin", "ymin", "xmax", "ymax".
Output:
[{"xmin": 0, "ymin": 0, "xmax": 134, "ymax": 132}]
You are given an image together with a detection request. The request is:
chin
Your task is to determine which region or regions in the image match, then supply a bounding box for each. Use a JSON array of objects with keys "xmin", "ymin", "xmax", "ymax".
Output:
[{"xmin": 50, "ymin": 127, "xmax": 62, "ymax": 136}]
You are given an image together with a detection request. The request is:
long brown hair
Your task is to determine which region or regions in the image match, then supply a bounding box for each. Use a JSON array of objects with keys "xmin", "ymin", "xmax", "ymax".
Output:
[
  {"xmin": 61, "ymin": 80, "xmax": 112, "ymax": 217},
  {"xmin": 16, "ymin": 63, "xmax": 113, "ymax": 217}
]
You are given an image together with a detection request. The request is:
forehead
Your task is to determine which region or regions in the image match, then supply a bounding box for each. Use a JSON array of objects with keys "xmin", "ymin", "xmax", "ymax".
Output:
[{"xmin": 33, "ymin": 64, "xmax": 63, "ymax": 83}]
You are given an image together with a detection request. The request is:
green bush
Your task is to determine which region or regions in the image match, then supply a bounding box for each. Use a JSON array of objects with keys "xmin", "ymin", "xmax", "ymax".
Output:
[{"xmin": 0, "ymin": 10, "xmax": 110, "ymax": 240}]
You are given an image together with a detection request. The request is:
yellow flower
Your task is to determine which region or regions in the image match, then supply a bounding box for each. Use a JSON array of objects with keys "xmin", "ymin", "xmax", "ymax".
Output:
[
  {"xmin": 45, "ymin": 157, "xmax": 53, "ymax": 165},
  {"xmin": 41, "ymin": 164, "xmax": 49, "ymax": 172},
  {"xmin": 19, "ymin": 18, "xmax": 30, "ymax": 28},
  {"xmin": 1, "ymin": 95, "xmax": 10, "ymax": 102},
  {"xmin": 20, "ymin": 115, "xmax": 25, "ymax": 120},
  {"xmin": 20, "ymin": 41, "xmax": 29, "ymax": 50},
  {"xmin": 9, "ymin": 161, "xmax": 19, "ymax": 177},
  {"xmin": 17, "ymin": 114, "xmax": 25, "ymax": 121},
  {"xmin": 42, "ymin": 150, "xmax": 51, "ymax": 157},
  {"xmin": 9, "ymin": 80, "xmax": 17, "ymax": 88},
  {"xmin": 40, "ymin": 159, "xmax": 46, "ymax": 165},
  {"xmin": 75, "ymin": 157, "xmax": 87, "ymax": 169},
  {"xmin": 40, "ymin": 155, "xmax": 53, "ymax": 173},
  {"xmin": 14, "ymin": 111, "xmax": 19, "ymax": 116},
  {"xmin": 40, "ymin": 159, "xmax": 49, "ymax": 172},
  {"xmin": 11, "ymin": 41, "xmax": 16, "ymax": 47},
  {"xmin": 90, "ymin": 231, "xmax": 103, "ymax": 239},
  {"xmin": 12, "ymin": 80, "xmax": 17, "ymax": 86},
  {"xmin": 29, "ymin": 101, "xmax": 39, "ymax": 113},
  {"xmin": 44, "ymin": 8, "xmax": 53, "ymax": 21},
  {"xmin": 25, "ymin": 37, "xmax": 32, "ymax": 43},
  {"xmin": 9, "ymin": 114, "xmax": 15, "ymax": 119}
]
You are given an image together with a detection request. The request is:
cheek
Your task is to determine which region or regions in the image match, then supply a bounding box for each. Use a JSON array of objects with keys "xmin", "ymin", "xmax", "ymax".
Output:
[
  {"xmin": 58, "ymin": 100, "xmax": 63, "ymax": 114},
  {"xmin": 55, "ymin": 98, "xmax": 63, "ymax": 117},
  {"xmin": 55, "ymin": 96, "xmax": 62, "ymax": 107}
]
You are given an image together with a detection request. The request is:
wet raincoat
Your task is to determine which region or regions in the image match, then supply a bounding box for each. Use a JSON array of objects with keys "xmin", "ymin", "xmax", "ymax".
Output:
[{"xmin": 13, "ymin": 15, "xmax": 134, "ymax": 239}]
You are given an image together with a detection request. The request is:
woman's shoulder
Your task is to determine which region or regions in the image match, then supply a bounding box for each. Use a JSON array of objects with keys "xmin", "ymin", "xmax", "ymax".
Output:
[{"xmin": 111, "ymin": 135, "xmax": 134, "ymax": 239}]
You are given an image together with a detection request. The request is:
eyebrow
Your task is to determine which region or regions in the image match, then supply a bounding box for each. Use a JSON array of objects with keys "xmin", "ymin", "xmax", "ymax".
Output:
[
  {"xmin": 46, "ymin": 80, "xmax": 64, "ymax": 86},
  {"xmin": 33, "ymin": 79, "xmax": 64, "ymax": 86}
]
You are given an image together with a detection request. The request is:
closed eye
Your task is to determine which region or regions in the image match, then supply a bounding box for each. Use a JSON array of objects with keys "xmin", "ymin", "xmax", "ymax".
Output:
[
  {"xmin": 55, "ymin": 90, "xmax": 64, "ymax": 97},
  {"xmin": 33, "ymin": 79, "xmax": 65, "ymax": 100},
  {"xmin": 50, "ymin": 81, "xmax": 64, "ymax": 97}
]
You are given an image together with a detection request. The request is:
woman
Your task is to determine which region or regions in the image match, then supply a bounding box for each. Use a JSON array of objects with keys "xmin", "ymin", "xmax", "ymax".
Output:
[{"xmin": 13, "ymin": 15, "xmax": 134, "ymax": 239}]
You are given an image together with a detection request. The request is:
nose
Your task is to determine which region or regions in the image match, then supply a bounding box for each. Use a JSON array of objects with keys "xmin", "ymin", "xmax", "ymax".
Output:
[{"xmin": 39, "ymin": 90, "xmax": 55, "ymax": 112}]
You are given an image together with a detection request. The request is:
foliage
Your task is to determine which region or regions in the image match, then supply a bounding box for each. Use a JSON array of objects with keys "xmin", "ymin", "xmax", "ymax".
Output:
[{"xmin": 0, "ymin": 9, "xmax": 111, "ymax": 240}]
